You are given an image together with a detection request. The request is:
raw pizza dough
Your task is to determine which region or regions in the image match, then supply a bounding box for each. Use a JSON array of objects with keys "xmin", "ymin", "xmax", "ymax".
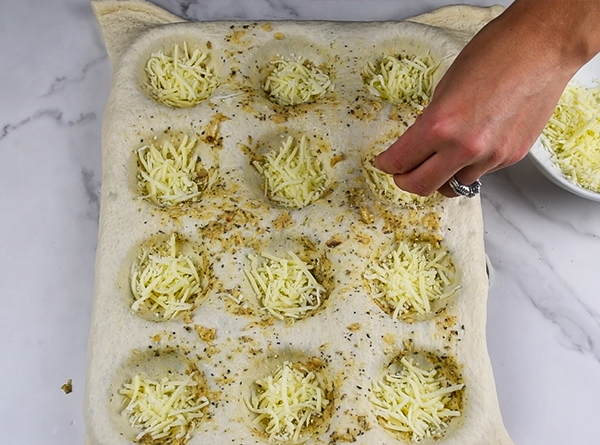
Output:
[{"xmin": 86, "ymin": 1, "xmax": 513, "ymax": 444}]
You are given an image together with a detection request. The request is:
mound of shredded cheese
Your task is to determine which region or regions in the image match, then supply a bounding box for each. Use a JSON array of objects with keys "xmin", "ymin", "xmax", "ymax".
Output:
[
  {"xmin": 364, "ymin": 241, "xmax": 458, "ymax": 318},
  {"xmin": 130, "ymin": 234, "xmax": 202, "ymax": 320},
  {"xmin": 542, "ymin": 81, "xmax": 600, "ymax": 193},
  {"xmin": 119, "ymin": 372, "xmax": 209, "ymax": 442},
  {"xmin": 362, "ymin": 53, "xmax": 438, "ymax": 110},
  {"xmin": 245, "ymin": 251, "xmax": 325, "ymax": 320},
  {"xmin": 137, "ymin": 134, "xmax": 206, "ymax": 207},
  {"xmin": 370, "ymin": 357, "xmax": 464, "ymax": 442},
  {"xmin": 144, "ymin": 42, "xmax": 217, "ymax": 107},
  {"xmin": 264, "ymin": 56, "xmax": 334, "ymax": 106},
  {"xmin": 253, "ymin": 135, "xmax": 328, "ymax": 209},
  {"xmin": 363, "ymin": 155, "xmax": 435, "ymax": 206},
  {"xmin": 246, "ymin": 361, "xmax": 329, "ymax": 443}
]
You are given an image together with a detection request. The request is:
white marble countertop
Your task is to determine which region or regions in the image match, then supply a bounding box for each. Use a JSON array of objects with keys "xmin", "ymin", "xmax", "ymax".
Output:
[{"xmin": 1, "ymin": 1, "xmax": 599, "ymax": 444}]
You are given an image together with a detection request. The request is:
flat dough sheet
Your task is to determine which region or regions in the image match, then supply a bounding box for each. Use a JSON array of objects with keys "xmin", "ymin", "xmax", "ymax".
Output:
[{"xmin": 85, "ymin": 1, "xmax": 513, "ymax": 444}]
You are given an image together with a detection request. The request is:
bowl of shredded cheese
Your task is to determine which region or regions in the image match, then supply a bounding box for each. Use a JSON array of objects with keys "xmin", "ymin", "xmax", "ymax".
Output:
[{"xmin": 529, "ymin": 79, "xmax": 600, "ymax": 202}]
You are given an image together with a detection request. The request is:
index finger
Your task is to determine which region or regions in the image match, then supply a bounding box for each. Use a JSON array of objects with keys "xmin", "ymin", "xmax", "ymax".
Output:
[{"xmin": 373, "ymin": 120, "xmax": 433, "ymax": 175}]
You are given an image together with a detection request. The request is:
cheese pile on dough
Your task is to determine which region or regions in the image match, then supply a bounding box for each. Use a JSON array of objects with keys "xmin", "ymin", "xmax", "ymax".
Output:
[
  {"xmin": 370, "ymin": 357, "xmax": 464, "ymax": 441},
  {"xmin": 144, "ymin": 42, "xmax": 217, "ymax": 107},
  {"xmin": 364, "ymin": 241, "xmax": 458, "ymax": 318},
  {"xmin": 253, "ymin": 135, "xmax": 328, "ymax": 209},
  {"xmin": 137, "ymin": 134, "xmax": 206, "ymax": 206},
  {"xmin": 119, "ymin": 372, "xmax": 209, "ymax": 442},
  {"xmin": 264, "ymin": 56, "xmax": 334, "ymax": 106},
  {"xmin": 362, "ymin": 53, "xmax": 437, "ymax": 109},
  {"xmin": 542, "ymin": 81, "xmax": 600, "ymax": 193},
  {"xmin": 246, "ymin": 361, "xmax": 329, "ymax": 443},
  {"xmin": 245, "ymin": 251, "xmax": 325, "ymax": 320},
  {"xmin": 363, "ymin": 155, "xmax": 434, "ymax": 206},
  {"xmin": 130, "ymin": 234, "xmax": 201, "ymax": 319}
]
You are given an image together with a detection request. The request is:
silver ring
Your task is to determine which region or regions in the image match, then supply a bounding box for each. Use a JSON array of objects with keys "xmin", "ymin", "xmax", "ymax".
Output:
[{"xmin": 448, "ymin": 176, "xmax": 481, "ymax": 198}]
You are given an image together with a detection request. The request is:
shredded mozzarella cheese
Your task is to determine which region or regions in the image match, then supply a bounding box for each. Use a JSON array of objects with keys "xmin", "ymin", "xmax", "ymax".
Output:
[
  {"xmin": 244, "ymin": 251, "xmax": 325, "ymax": 320},
  {"xmin": 264, "ymin": 56, "xmax": 334, "ymax": 106},
  {"xmin": 362, "ymin": 53, "xmax": 438, "ymax": 110},
  {"xmin": 370, "ymin": 357, "xmax": 464, "ymax": 442},
  {"xmin": 364, "ymin": 242, "xmax": 458, "ymax": 318},
  {"xmin": 144, "ymin": 42, "xmax": 217, "ymax": 107},
  {"xmin": 253, "ymin": 135, "xmax": 328, "ymax": 209},
  {"xmin": 119, "ymin": 372, "xmax": 209, "ymax": 442},
  {"xmin": 246, "ymin": 361, "xmax": 329, "ymax": 443},
  {"xmin": 363, "ymin": 156, "xmax": 435, "ymax": 206},
  {"xmin": 137, "ymin": 134, "xmax": 206, "ymax": 207},
  {"xmin": 131, "ymin": 234, "xmax": 202, "ymax": 319},
  {"xmin": 542, "ymin": 81, "xmax": 600, "ymax": 193}
]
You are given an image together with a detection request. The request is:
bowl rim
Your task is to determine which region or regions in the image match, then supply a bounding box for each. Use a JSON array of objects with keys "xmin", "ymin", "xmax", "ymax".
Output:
[{"xmin": 528, "ymin": 138, "xmax": 600, "ymax": 202}]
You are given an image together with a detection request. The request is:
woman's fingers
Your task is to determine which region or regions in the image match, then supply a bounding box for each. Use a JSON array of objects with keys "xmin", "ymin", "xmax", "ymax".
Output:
[
  {"xmin": 371, "ymin": 0, "xmax": 597, "ymax": 199},
  {"xmin": 373, "ymin": 118, "xmax": 434, "ymax": 176},
  {"xmin": 387, "ymin": 148, "xmax": 495, "ymax": 198}
]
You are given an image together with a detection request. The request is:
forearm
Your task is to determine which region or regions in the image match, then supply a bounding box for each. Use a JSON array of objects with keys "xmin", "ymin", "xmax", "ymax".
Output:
[
  {"xmin": 503, "ymin": 0, "xmax": 600, "ymax": 75},
  {"xmin": 374, "ymin": 0, "xmax": 600, "ymax": 197}
]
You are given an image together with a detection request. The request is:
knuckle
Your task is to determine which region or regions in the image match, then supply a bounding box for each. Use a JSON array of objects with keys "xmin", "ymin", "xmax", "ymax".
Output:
[
  {"xmin": 488, "ymin": 142, "xmax": 530, "ymax": 169},
  {"xmin": 460, "ymin": 135, "xmax": 489, "ymax": 159},
  {"xmin": 513, "ymin": 143, "xmax": 533, "ymax": 163},
  {"xmin": 426, "ymin": 114, "xmax": 456, "ymax": 142},
  {"xmin": 508, "ymin": 152, "xmax": 525, "ymax": 166},
  {"xmin": 427, "ymin": 114, "xmax": 489, "ymax": 160},
  {"xmin": 486, "ymin": 147, "xmax": 505, "ymax": 166}
]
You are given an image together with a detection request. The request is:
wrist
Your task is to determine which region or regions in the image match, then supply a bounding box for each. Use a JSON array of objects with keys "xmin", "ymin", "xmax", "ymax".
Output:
[{"xmin": 508, "ymin": 0, "xmax": 600, "ymax": 75}]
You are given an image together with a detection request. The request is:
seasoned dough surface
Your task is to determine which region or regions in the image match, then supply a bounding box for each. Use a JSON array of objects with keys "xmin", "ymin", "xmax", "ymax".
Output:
[{"xmin": 85, "ymin": 2, "xmax": 513, "ymax": 444}]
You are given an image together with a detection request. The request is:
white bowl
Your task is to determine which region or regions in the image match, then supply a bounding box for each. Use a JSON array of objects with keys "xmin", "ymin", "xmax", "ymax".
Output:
[
  {"xmin": 529, "ymin": 139, "xmax": 600, "ymax": 202},
  {"xmin": 528, "ymin": 51, "xmax": 600, "ymax": 202}
]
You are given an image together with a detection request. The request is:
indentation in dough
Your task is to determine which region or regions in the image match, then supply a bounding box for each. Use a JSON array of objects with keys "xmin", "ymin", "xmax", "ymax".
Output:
[
  {"xmin": 363, "ymin": 144, "xmax": 440, "ymax": 208},
  {"xmin": 252, "ymin": 134, "xmax": 330, "ymax": 209},
  {"xmin": 245, "ymin": 250, "xmax": 325, "ymax": 321},
  {"xmin": 362, "ymin": 51, "xmax": 439, "ymax": 110},
  {"xmin": 135, "ymin": 130, "xmax": 217, "ymax": 207},
  {"xmin": 142, "ymin": 41, "xmax": 219, "ymax": 107},
  {"xmin": 364, "ymin": 237, "xmax": 459, "ymax": 322},
  {"xmin": 129, "ymin": 233, "xmax": 210, "ymax": 322},
  {"xmin": 109, "ymin": 348, "xmax": 210, "ymax": 444},
  {"xmin": 370, "ymin": 350, "xmax": 465, "ymax": 442},
  {"xmin": 245, "ymin": 356, "xmax": 333, "ymax": 443},
  {"xmin": 263, "ymin": 55, "xmax": 334, "ymax": 106},
  {"xmin": 243, "ymin": 35, "xmax": 335, "ymax": 109}
]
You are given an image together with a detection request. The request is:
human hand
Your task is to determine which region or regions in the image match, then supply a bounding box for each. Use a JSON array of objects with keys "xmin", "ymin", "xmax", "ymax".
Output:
[{"xmin": 374, "ymin": 0, "xmax": 600, "ymax": 197}]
